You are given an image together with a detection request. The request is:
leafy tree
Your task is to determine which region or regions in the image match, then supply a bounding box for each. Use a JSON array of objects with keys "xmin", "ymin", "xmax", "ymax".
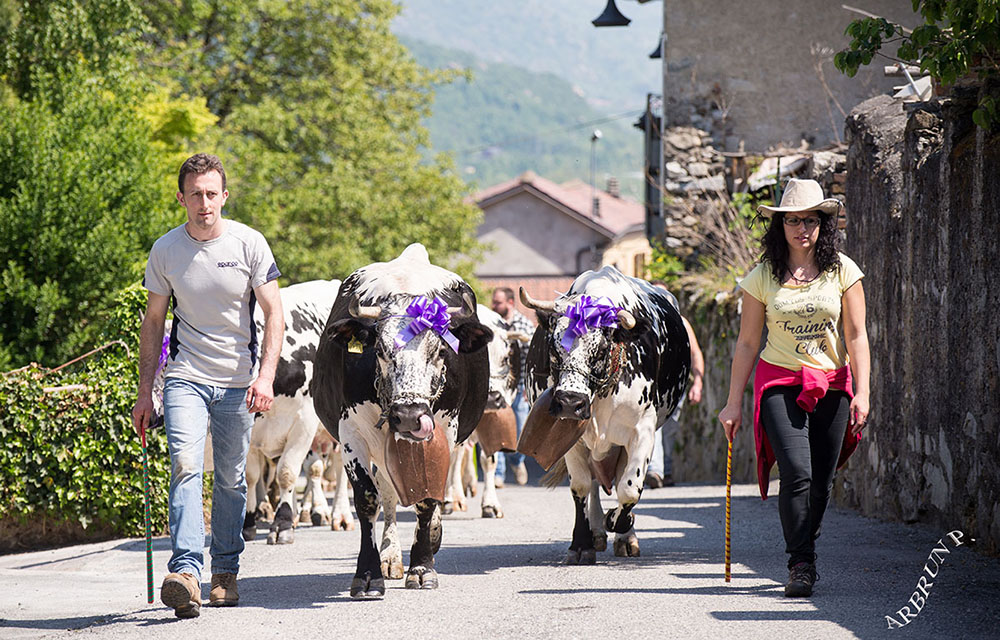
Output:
[
  {"xmin": 0, "ymin": 70, "xmax": 178, "ymax": 369},
  {"xmin": 140, "ymin": 0, "xmax": 483, "ymax": 281},
  {"xmin": 0, "ymin": 0, "xmax": 147, "ymax": 100},
  {"xmin": 834, "ymin": 0, "xmax": 1000, "ymax": 129}
]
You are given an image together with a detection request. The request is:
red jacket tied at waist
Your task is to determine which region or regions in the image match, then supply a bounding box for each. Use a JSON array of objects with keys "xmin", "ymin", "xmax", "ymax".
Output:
[{"xmin": 752, "ymin": 360, "xmax": 861, "ymax": 500}]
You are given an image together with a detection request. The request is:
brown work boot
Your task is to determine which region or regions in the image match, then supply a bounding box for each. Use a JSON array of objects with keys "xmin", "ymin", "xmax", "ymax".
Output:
[
  {"xmin": 209, "ymin": 572, "xmax": 239, "ymax": 607},
  {"xmin": 161, "ymin": 572, "xmax": 201, "ymax": 619}
]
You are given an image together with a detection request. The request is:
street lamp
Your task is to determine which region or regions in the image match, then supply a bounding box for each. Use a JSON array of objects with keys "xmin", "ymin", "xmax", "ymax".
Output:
[
  {"xmin": 591, "ymin": 0, "xmax": 631, "ymax": 27},
  {"xmin": 592, "ymin": 0, "xmax": 668, "ymax": 240},
  {"xmin": 590, "ymin": 129, "xmax": 602, "ymax": 217}
]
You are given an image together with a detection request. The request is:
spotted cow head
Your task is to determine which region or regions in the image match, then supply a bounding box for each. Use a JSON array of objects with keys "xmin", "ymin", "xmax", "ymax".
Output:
[
  {"xmin": 521, "ymin": 288, "xmax": 647, "ymax": 420},
  {"xmin": 328, "ymin": 292, "xmax": 492, "ymax": 441}
]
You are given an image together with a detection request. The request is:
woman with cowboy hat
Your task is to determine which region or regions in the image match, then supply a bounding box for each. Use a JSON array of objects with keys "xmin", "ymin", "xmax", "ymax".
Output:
[{"xmin": 718, "ymin": 178, "xmax": 871, "ymax": 597}]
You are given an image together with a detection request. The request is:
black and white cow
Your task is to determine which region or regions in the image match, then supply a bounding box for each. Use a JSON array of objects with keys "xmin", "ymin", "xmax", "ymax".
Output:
[
  {"xmin": 312, "ymin": 243, "xmax": 492, "ymax": 599},
  {"xmin": 443, "ymin": 304, "xmax": 527, "ymax": 518},
  {"xmin": 242, "ymin": 279, "xmax": 353, "ymax": 544},
  {"xmin": 520, "ymin": 265, "xmax": 690, "ymax": 563}
]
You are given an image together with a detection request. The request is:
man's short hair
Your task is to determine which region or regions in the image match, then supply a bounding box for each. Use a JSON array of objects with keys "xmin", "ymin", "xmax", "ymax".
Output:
[
  {"xmin": 494, "ymin": 287, "xmax": 515, "ymax": 301},
  {"xmin": 178, "ymin": 153, "xmax": 227, "ymax": 194}
]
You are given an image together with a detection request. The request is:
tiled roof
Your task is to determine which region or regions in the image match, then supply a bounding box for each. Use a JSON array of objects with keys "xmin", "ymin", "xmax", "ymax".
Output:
[{"xmin": 473, "ymin": 171, "xmax": 645, "ymax": 237}]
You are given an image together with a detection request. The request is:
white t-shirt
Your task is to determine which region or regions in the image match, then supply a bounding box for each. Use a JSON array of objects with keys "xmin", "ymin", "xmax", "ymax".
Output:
[{"xmin": 144, "ymin": 219, "xmax": 280, "ymax": 387}]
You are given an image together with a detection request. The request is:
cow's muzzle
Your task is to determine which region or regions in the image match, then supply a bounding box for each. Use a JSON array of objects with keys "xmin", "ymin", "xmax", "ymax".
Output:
[
  {"xmin": 549, "ymin": 390, "xmax": 591, "ymax": 420},
  {"xmin": 485, "ymin": 390, "xmax": 508, "ymax": 411},
  {"xmin": 388, "ymin": 401, "xmax": 435, "ymax": 440}
]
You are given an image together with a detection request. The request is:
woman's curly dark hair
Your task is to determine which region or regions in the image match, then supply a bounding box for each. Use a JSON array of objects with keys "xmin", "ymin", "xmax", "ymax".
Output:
[{"xmin": 760, "ymin": 211, "xmax": 841, "ymax": 283}]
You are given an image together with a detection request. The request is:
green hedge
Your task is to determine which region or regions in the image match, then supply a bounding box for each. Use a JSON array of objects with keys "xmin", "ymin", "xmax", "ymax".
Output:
[{"xmin": 0, "ymin": 286, "xmax": 171, "ymax": 550}]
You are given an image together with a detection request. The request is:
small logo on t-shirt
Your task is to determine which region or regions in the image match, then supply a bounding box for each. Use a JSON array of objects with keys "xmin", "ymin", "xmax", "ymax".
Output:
[{"xmin": 217, "ymin": 261, "xmax": 239, "ymax": 268}]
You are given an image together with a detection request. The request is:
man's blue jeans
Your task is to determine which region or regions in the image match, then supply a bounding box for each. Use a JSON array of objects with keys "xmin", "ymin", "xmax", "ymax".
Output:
[
  {"xmin": 162, "ymin": 378, "xmax": 254, "ymax": 579},
  {"xmin": 496, "ymin": 387, "xmax": 529, "ymax": 479}
]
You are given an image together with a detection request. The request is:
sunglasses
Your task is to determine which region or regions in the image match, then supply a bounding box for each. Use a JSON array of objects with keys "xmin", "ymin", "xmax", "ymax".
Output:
[{"xmin": 782, "ymin": 215, "xmax": 821, "ymax": 229}]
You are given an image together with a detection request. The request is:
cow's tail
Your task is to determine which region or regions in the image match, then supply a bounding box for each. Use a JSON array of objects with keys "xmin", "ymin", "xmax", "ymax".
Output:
[{"xmin": 540, "ymin": 457, "xmax": 568, "ymax": 489}]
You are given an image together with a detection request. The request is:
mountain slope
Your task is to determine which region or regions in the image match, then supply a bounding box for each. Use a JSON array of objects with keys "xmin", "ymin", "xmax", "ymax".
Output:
[
  {"xmin": 393, "ymin": 0, "xmax": 663, "ymax": 113},
  {"xmin": 405, "ymin": 37, "xmax": 644, "ymax": 198}
]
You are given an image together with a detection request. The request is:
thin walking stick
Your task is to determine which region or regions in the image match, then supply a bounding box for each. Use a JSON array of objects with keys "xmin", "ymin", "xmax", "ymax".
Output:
[
  {"xmin": 141, "ymin": 424, "xmax": 153, "ymax": 603},
  {"xmin": 725, "ymin": 438, "xmax": 732, "ymax": 583}
]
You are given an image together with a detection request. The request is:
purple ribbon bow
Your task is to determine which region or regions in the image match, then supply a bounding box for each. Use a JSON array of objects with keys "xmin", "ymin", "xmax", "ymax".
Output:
[
  {"xmin": 394, "ymin": 296, "xmax": 460, "ymax": 353},
  {"xmin": 561, "ymin": 295, "xmax": 622, "ymax": 352},
  {"xmin": 156, "ymin": 333, "xmax": 170, "ymax": 376}
]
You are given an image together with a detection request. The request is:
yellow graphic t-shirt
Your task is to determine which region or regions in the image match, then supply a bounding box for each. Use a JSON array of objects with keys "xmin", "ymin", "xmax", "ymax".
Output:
[{"xmin": 739, "ymin": 253, "xmax": 864, "ymax": 372}]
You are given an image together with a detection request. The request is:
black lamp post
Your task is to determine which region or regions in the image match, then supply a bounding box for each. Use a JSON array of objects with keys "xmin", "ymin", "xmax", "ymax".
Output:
[
  {"xmin": 591, "ymin": 0, "xmax": 631, "ymax": 27},
  {"xmin": 592, "ymin": 0, "xmax": 669, "ymax": 241},
  {"xmin": 590, "ymin": 129, "xmax": 603, "ymax": 217}
]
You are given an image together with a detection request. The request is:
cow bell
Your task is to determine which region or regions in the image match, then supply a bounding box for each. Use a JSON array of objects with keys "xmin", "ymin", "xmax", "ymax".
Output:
[
  {"xmin": 382, "ymin": 420, "xmax": 450, "ymax": 507},
  {"xmin": 475, "ymin": 407, "xmax": 518, "ymax": 457},
  {"xmin": 516, "ymin": 388, "xmax": 587, "ymax": 470}
]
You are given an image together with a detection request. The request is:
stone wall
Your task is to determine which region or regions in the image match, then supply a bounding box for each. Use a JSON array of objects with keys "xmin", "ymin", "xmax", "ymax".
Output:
[
  {"xmin": 671, "ymin": 289, "xmax": 759, "ymax": 485},
  {"xmin": 835, "ymin": 91, "xmax": 1000, "ymax": 554}
]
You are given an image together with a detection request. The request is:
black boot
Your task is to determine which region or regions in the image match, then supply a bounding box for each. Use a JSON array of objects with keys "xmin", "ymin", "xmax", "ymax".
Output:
[{"xmin": 785, "ymin": 562, "xmax": 818, "ymax": 597}]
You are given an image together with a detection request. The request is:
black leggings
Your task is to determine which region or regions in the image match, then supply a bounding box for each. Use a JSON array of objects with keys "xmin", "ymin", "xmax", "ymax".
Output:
[{"xmin": 760, "ymin": 386, "xmax": 850, "ymax": 568}]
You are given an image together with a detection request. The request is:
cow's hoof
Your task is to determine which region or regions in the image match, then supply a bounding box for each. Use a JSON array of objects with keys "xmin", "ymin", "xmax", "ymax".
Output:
[
  {"xmin": 404, "ymin": 567, "xmax": 438, "ymax": 590},
  {"xmin": 481, "ymin": 505, "xmax": 503, "ymax": 519},
  {"xmin": 613, "ymin": 533, "xmax": 640, "ymax": 557},
  {"xmin": 242, "ymin": 526, "xmax": 256, "ymax": 542},
  {"xmin": 381, "ymin": 555, "xmax": 405, "ymax": 580},
  {"xmin": 604, "ymin": 508, "xmax": 634, "ymax": 535},
  {"xmin": 441, "ymin": 501, "xmax": 454, "ymax": 516},
  {"xmin": 267, "ymin": 528, "xmax": 294, "ymax": 545},
  {"xmin": 311, "ymin": 511, "xmax": 323, "ymax": 527},
  {"xmin": 350, "ymin": 573, "xmax": 385, "ymax": 599},
  {"xmin": 464, "ymin": 482, "xmax": 477, "ymax": 497},
  {"xmin": 566, "ymin": 548, "xmax": 597, "ymax": 565},
  {"xmin": 592, "ymin": 532, "xmax": 608, "ymax": 552},
  {"xmin": 298, "ymin": 509, "xmax": 312, "ymax": 526},
  {"xmin": 455, "ymin": 497, "xmax": 468, "ymax": 512},
  {"xmin": 332, "ymin": 514, "xmax": 354, "ymax": 531}
]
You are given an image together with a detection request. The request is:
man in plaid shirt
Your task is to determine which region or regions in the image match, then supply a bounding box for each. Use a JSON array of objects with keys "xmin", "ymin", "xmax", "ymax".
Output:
[{"xmin": 491, "ymin": 287, "xmax": 535, "ymax": 486}]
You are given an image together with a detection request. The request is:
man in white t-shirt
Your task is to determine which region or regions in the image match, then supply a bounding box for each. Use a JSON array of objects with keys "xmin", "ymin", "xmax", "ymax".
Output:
[{"xmin": 131, "ymin": 154, "xmax": 283, "ymax": 619}]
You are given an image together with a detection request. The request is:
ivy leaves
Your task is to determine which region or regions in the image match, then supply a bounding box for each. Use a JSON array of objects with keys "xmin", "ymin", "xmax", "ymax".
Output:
[{"xmin": 834, "ymin": 0, "xmax": 1000, "ymax": 130}]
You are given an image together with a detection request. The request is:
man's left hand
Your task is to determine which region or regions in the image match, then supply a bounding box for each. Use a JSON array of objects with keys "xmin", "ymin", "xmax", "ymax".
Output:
[
  {"xmin": 688, "ymin": 375, "xmax": 703, "ymax": 405},
  {"xmin": 246, "ymin": 377, "xmax": 275, "ymax": 413}
]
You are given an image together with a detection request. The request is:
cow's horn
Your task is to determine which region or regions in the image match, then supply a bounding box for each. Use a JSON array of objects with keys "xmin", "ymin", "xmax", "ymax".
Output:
[
  {"xmin": 348, "ymin": 296, "xmax": 381, "ymax": 319},
  {"xmin": 446, "ymin": 291, "xmax": 475, "ymax": 319},
  {"xmin": 519, "ymin": 287, "xmax": 556, "ymax": 312},
  {"xmin": 617, "ymin": 309, "xmax": 636, "ymax": 330}
]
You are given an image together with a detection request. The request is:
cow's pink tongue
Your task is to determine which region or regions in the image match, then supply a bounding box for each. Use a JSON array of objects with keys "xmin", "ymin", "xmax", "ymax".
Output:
[{"xmin": 413, "ymin": 414, "xmax": 434, "ymax": 439}]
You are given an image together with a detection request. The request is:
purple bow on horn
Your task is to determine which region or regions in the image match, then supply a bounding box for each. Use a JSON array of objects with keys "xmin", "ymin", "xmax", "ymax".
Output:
[
  {"xmin": 394, "ymin": 296, "xmax": 460, "ymax": 353},
  {"xmin": 561, "ymin": 295, "xmax": 622, "ymax": 352},
  {"xmin": 156, "ymin": 333, "xmax": 170, "ymax": 375}
]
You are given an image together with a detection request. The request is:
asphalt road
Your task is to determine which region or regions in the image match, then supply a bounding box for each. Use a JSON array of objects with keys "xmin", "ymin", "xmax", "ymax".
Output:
[{"xmin": 2, "ymin": 476, "xmax": 999, "ymax": 640}]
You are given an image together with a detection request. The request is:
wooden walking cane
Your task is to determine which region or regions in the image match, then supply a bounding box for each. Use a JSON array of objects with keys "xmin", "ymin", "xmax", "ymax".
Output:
[
  {"xmin": 140, "ymin": 423, "xmax": 153, "ymax": 603},
  {"xmin": 725, "ymin": 438, "xmax": 732, "ymax": 583}
]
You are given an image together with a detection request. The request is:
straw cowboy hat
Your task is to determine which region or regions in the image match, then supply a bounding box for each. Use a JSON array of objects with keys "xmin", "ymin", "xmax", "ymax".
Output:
[{"xmin": 757, "ymin": 178, "xmax": 842, "ymax": 217}]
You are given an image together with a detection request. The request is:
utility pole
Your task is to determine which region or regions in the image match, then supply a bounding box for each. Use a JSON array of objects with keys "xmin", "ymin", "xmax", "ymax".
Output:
[{"xmin": 660, "ymin": 1, "xmax": 668, "ymax": 227}]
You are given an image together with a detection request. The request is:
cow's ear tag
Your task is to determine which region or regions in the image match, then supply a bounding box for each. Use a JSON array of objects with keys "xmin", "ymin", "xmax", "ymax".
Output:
[{"xmin": 348, "ymin": 337, "xmax": 363, "ymax": 353}]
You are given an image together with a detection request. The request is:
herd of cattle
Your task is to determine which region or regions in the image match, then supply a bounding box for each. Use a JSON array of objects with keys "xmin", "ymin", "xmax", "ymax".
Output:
[{"xmin": 237, "ymin": 243, "xmax": 691, "ymax": 599}]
